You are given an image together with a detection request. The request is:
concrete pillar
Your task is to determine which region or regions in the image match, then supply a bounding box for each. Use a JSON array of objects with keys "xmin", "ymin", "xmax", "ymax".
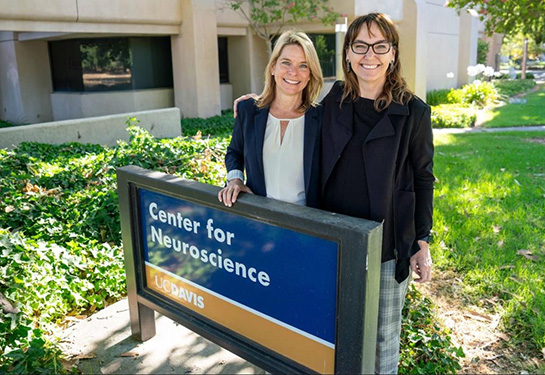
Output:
[
  {"xmin": 0, "ymin": 32, "xmax": 24, "ymax": 124},
  {"xmin": 0, "ymin": 32, "xmax": 53, "ymax": 124},
  {"xmin": 335, "ymin": 18, "xmax": 347, "ymax": 80},
  {"xmin": 228, "ymin": 35, "xmax": 251, "ymax": 100},
  {"xmin": 457, "ymin": 9, "xmax": 479, "ymax": 87},
  {"xmin": 247, "ymin": 31, "xmax": 268, "ymax": 96},
  {"xmin": 398, "ymin": 0, "xmax": 427, "ymax": 99},
  {"xmin": 171, "ymin": 0, "xmax": 221, "ymax": 119}
]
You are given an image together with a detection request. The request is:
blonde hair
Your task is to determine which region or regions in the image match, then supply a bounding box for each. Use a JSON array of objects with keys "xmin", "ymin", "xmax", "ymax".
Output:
[
  {"xmin": 342, "ymin": 13, "xmax": 413, "ymax": 111},
  {"xmin": 257, "ymin": 30, "xmax": 323, "ymax": 112}
]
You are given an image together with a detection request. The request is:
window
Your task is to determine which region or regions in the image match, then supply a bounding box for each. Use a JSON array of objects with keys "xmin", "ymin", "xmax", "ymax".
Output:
[
  {"xmin": 218, "ymin": 37, "xmax": 229, "ymax": 84},
  {"xmin": 49, "ymin": 37, "xmax": 173, "ymax": 92},
  {"xmin": 307, "ymin": 34, "xmax": 336, "ymax": 78}
]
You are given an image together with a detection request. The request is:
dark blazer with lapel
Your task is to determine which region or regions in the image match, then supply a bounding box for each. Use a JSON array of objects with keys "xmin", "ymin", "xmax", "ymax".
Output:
[
  {"xmin": 225, "ymin": 98, "xmax": 322, "ymax": 208},
  {"xmin": 321, "ymin": 81, "xmax": 435, "ymax": 281}
]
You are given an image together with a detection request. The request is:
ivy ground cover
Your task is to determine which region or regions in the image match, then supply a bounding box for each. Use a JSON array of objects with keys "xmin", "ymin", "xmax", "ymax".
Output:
[{"xmin": 0, "ymin": 125, "xmax": 229, "ymax": 373}]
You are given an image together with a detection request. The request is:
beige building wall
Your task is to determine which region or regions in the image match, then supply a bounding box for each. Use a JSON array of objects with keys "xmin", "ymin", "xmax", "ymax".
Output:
[
  {"xmin": 398, "ymin": 0, "xmax": 428, "ymax": 99},
  {"xmin": 457, "ymin": 9, "xmax": 480, "ymax": 87},
  {"xmin": 424, "ymin": 0, "xmax": 460, "ymax": 92},
  {"xmin": 1, "ymin": 0, "xmax": 480, "ymax": 124},
  {"xmin": 50, "ymin": 89, "xmax": 174, "ymax": 121}
]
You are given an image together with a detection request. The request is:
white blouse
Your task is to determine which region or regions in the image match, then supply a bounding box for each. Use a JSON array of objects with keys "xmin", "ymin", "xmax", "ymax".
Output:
[{"xmin": 262, "ymin": 113, "xmax": 306, "ymax": 205}]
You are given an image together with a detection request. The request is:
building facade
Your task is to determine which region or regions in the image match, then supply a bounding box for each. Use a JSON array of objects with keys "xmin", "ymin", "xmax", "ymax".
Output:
[{"xmin": 0, "ymin": 0, "xmax": 479, "ymax": 124}]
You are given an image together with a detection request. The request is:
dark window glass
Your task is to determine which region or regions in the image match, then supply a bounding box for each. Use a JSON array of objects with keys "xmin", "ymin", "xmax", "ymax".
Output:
[
  {"xmin": 49, "ymin": 37, "xmax": 173, "ymax": 92},
  {"xmin": 308, "ymin": 33, "xmax": 336, "ymax": 78},
  {"xmin": 49, "ymin": 40, "xmax": 84, "ymax": 91},
  {"xmin": 218, "ymin": 37, "xmax": 229, "ymax": 84}
]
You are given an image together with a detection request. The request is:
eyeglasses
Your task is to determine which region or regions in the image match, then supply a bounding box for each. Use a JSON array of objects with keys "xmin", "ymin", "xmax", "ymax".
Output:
[{"xmin": 350, "ymin": 41, "xmax": 392, "ymax": 55}]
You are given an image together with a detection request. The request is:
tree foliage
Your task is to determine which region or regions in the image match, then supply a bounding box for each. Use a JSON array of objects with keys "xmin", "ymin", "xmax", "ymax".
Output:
[
  {"xmin": 227, "ymin": 0, "xmax": 340, "ymax": 51},
  {"xmin": 501, "ymin": 31, "xmax": 545, "ymax": 61},
  {"xmin": 447, "ymin": 0, "xmax": 545, "ymax": 43}
]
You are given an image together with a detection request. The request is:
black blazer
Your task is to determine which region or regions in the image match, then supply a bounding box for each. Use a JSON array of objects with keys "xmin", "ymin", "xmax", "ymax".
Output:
[
  {"xmin": 321, "ymin": 82, "xmax": 435, "ymax": 282},
  {"xmin": 225, "ymin": 98, "xmax": 322, "ymax": 208}
]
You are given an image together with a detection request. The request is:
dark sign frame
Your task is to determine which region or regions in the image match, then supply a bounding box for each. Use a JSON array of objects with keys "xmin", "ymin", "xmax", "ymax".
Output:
[{"xmin": 117, "ymin": 165, "xmax": 382, "ymax": 374}]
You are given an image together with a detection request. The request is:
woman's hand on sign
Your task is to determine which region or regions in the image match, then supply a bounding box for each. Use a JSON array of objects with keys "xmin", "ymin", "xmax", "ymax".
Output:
[
  {"xmin": 233, "ymin": 93, "xmax": 258, "ymax": 118},
  {"xmin": 218, "ymin": 179, "xmax": 254, "ymax": 207}
]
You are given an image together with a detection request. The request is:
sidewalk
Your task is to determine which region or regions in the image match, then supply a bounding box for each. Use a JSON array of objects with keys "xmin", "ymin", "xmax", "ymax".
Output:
[
  {"xmin": 434, "ymin": 125, "xmax": 545, "ymax": 134},
  {"xmin": 59, "ymin": 298, "xmax": 265, "ymax": 374}
]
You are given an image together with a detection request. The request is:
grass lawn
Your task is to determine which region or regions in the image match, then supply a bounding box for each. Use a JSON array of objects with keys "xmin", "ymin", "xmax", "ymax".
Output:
[
  {"xmin": 480, "ymin": 88, "xmax": 545, "ymax": 128},
  {"xmin": 433, "ymin": 131, "xmax": 545, "ymax": 361}
]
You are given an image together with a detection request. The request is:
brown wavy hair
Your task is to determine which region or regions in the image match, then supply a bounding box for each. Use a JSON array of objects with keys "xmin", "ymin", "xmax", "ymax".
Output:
[
  {"xmin": 341, "ymin": 13, "xmax": 413, "ymax": 111},
  {"xmin": 257, "ymin": 30, "xmax": 323, "ymax": 112}
]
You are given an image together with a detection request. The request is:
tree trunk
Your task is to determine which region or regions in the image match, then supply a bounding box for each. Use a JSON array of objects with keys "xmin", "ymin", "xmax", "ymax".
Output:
[{"xmin": 521, "ymin": 38, "xmax": 528, "ymax": 79}]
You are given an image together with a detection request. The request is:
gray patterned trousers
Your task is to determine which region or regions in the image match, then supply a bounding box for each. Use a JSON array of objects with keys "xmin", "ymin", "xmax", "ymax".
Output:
[{"xmin": 375, "ymin": 259, "xmax": 410, "ymax": 374}]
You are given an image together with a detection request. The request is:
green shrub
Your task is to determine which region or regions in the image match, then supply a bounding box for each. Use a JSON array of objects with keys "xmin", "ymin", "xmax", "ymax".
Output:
[
  {"xmin": 427, "ymin": 88, "xmax": 466, "ymax": 106},
  {"xmin": 493, "ymin": 79, "xmax": 536, "ymax": 97},
  {"xmin": 516, "ymin": 72, "xmax": 535, "ymax": 79},
  {"xmin": 426, "ymin": 89, "xmax": 452, "ymax": 106},
  {"xmin": 0, "ymin": 124, "xmax": 230, "ymax": 374},
  {"xmin": 182, "ymin": 110, "xmax": 234, "ymax": 137},
  {"xmin": 400, "ymin": 285, "xmax": 465, "ymax": 374},
  {"xmin": 0, "ymin": 120, "xmax": 17, "ymax": 129},
  {"xmin": 446, "ymin": 88, "xmax": 464, "ymax": 104},
  {"xmin": 461, "ymin": 81, "xmax": 498, "ymax": 107},
  {"xmin": 431, "ymin": 104, "xmax": 477, "ymax": 128},
  {"xmin": 477, "ymin": 39, "xmax": 489, "ymax": 65}
]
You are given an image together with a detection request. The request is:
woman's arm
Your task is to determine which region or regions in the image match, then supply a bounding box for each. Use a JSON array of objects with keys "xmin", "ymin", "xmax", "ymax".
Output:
[
  {"xmin": 218, "ymin": 100, "xmax": 254, "ymax": 206},
  {"xmin": 409, "ymin": 103, "xmax": 435, "ymax": 283}
]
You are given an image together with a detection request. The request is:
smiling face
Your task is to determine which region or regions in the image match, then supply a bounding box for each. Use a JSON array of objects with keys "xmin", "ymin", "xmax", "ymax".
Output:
[
  {"xmin": 271, "ymin": 44, "xmax": 311, "ymax": 99},
  {"xmin": 346, "ymin": 22, "xmax": 396, "ymax": 96}
]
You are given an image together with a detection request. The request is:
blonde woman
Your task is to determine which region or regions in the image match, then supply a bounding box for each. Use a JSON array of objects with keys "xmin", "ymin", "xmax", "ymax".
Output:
[{"xmin": 218, "ymin": 31, "xmax": 323, "ymax": 208}]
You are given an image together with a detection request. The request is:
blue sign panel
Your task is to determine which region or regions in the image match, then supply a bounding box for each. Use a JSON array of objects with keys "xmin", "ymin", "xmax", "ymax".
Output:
[{"xmin": 139, "ymin": 188, "xmax": 339, "ymax": 368}]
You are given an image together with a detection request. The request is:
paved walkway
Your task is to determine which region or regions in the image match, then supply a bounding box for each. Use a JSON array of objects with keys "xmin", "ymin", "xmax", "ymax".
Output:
[
  {"xmin": 60, "ymin": 298, "xmax": 265, "ymax": 374},
  {"xmin": 434, "ymin": 125, "xmax": 545, "ymax": 134}
]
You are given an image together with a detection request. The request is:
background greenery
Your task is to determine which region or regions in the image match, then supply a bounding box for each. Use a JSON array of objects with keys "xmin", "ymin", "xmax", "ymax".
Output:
[
  {"xmin": 433, "ymin": 131, "xmax": 545, "ymax": 372},
  {"xmin": 2, "ymin": 92, "xmax": 544, "ymax": 373},
  {"xmin": 480, "ymin": 89, "xmax": 545, "ymax": 128},
  {"xmin": 428, "ymin": 79, "xmax": 541, "ymax": 129},
  {"xmin": 0, "ymin": 123, "xmax": 228, "ymax": 373}
]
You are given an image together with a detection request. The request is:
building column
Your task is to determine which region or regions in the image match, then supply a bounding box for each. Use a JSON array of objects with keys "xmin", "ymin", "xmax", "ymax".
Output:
[
  {"xmin": 171, "ymin": 0, "xmax": 221, "ymax": 119},
  {"xmin": 0, "ymin": 32, "xmax": 53, "ymax": 124},
  {"xmin": 457, "ymin": 9, "xmax": 479, "ymax": 87},
  {"xmin": 399, "ymin": 0, "xmax": 427, "ymax": 100}
]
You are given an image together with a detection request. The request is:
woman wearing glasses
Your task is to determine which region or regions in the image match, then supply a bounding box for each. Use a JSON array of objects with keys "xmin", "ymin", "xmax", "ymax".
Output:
[{"xmin": 321, "ymin": 13, "xmax": 434, "ymax": 374}]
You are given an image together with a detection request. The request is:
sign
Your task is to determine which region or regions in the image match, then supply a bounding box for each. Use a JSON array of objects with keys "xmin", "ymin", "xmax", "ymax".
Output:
[
  {"xmin": 117, "ymin": 166, "xmax": 382, "ymax": 374},
  {"xmin": 140, "ymin": 188, "xmax": 338, "ymax": 373}
]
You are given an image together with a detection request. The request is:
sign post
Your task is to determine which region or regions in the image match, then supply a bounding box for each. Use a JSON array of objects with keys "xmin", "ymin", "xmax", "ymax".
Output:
[{"xmin": 117, "ymin": 165, "xmax": 382, "ymax": 374}]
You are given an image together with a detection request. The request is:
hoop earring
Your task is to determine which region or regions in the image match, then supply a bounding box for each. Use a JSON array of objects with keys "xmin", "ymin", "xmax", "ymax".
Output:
[{"xmin": 346, "ymin": 59, "xmax": 351, "ymax": 73}]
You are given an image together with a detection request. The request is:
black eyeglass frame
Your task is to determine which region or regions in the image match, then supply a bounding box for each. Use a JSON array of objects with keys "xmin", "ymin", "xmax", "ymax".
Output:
[{"xmin": 349, "ymin": 41, "xmax": 393, "ymax": 55}]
